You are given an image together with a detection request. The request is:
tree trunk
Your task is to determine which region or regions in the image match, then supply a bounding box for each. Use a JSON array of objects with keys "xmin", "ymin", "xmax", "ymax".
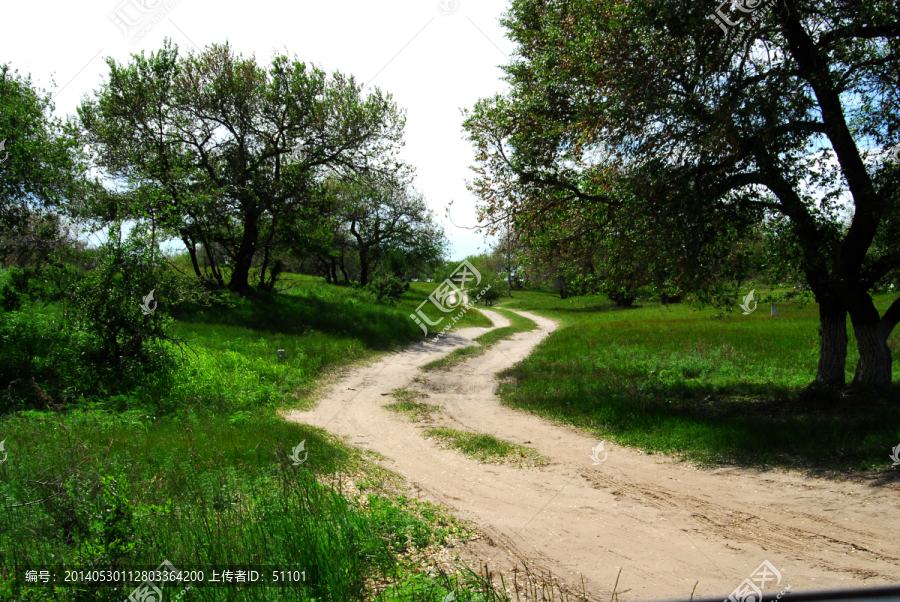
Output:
[
  {"xmin": 228, "ymin": 209, "xmax": 260, "ymax": 294},
  {"xmin": 259, "ymin": 245, "xmax": 271, "ymax": 288},
  {"xmin": 815, "ymin": 292, "xmax": 848, "ymax": 388},
  {"xmin": 851, "ymin": 320, "xmax": 892, "ymax": 392},
  {"xmin": 315, "ymin": 255, "xmax": 331, "ymax": 283},
  {"xmin": 200, "ymin": 241, "xmax": 226, "ymax": 288},
  {"xmin": 359, "ymin": 249, "xmax": 370, "ymax": 286},
  {"xmin": 338, "ymin": 256, "xmax": 349, "ymax": 283},
  {"xmin": 330, "ymin": 258, "xmax": 338, "ymax": 284},
  {"xmin": 844, "ymin": 292, "xmax": 898, "ymax": 394},
  {"xmin": 182, "ymin": 235, "xmax": 204, "ymax": 281}
]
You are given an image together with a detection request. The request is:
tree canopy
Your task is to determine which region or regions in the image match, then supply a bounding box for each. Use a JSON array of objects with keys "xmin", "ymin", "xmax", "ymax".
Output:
[
  {"xmin": 464, "ymin": 0, "xmax": 900, "ymax": 393},
  {"xmin": 79, "ymin": 40, "xmax": 411, "ymax": 293}
]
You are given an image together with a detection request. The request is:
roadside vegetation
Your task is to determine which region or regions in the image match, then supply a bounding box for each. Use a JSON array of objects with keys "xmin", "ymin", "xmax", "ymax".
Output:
[
  {"xmin": 494, "ymin": 289, "xmax": 900, "ymax": 471},
  {"xmin": 0, "ymin": 267, "xmax": 504, "ymax": 601}
]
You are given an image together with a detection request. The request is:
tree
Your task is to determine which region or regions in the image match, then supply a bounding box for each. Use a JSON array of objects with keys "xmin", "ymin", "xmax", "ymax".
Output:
[
  {"xmin": 464, "ymin": 0, "xmax": 900, "ymax": 393},
  {"xmin": 0, "ymin": 63, "xmax": 96, "ymax": 264},
  {"xmin": 338, "ymin": 179, "xmax": 448, "ymax": 286},
  {"xmin": 79, "ymin": 40, "xmax": 409, "ymax": 294}
]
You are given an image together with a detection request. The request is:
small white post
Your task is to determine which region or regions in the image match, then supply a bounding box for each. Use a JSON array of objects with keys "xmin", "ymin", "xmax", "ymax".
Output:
[{"xmin": 771, "ymin": 303, "xmax": 778, "ymax": 316}]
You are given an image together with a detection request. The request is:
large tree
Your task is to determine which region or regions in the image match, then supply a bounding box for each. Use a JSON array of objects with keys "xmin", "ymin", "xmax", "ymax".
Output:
[
  {"xmin": 79, "ymin": 40, "xmax": 409, "ymax": 293},
  {"xmin": 464, "ymin": 0, "xmax": 900, "ymax": 393},
  {"xmin": 0, "ymin": 64, "xmax": 95, "ymax": 265}
]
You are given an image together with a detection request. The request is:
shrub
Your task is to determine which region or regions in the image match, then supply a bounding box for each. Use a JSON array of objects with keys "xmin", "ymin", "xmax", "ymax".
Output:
[{"xmin": 365, "ymin": 270, "xmax": 408, "ymax": 304}]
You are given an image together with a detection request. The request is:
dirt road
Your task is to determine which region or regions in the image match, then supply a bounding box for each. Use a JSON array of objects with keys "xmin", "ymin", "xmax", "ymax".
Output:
[{"xmin": 284, "ymin": 308, "xmax": 900, "ymax": 600}]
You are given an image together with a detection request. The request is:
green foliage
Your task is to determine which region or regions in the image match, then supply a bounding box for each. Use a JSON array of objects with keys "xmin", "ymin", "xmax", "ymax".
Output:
[
  {"xmin": 79, "ymin": 40, "xmax": 410, "ymax": 293},
  {"xmin": 475, "ymin": 277, "xmax": 501, "ymax": 306},
  {"xmin": 64, "ymin": 224, "xmax": 204, "ymax": 360},
  {"xmin": 0, "ymin": 63, "xmax": 96, "ymax": 241},
  {"xmin": 365, "ymin": 269, "xmax": 409, "ymax": 304}
]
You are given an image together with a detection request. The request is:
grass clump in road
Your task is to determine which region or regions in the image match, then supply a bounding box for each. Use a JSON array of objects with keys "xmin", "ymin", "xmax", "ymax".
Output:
[
  {"xmin": 420, "ymin": 308, "xmax": 537, "ymax": 372},
  {"xmin": 383, "ymin": 388, "xmax": 441, "ymax": 421},
  {"xmin": 493, "ymin": 288, "xmax": 900, "ymax": 471},
  {"xmin": 424, "ymin": 427, "xmax": 548, "ymax": 468}
]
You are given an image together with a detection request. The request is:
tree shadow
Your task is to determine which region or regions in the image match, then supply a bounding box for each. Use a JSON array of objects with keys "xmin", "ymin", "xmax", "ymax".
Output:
[{"xmin": 172, "ymin": 289, "xmax": 420, "ymax": 350}]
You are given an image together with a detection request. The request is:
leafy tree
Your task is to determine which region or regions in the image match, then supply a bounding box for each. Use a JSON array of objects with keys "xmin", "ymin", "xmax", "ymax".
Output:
[
  {"xmin": 338, "ymin": 179, "xmax": 448, "ymax": 285},
  {"xmin": 0, "ymin": 63, "xmax": 96, "ymax": 264},
  {"xmin": 464, "ymin": 0, "xmax": 900, "ymax": 393},
  {"xmin": 79, "ymin": 40, "xmax": 409, "ymax": 294}
]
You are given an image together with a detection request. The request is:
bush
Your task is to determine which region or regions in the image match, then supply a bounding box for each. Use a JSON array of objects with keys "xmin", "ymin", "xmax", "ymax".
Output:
[
  {"xmin": 64, "ymin": 223, "xmax": 208, "ymax": 360},
  {"xmin": 365, "ymin": 270, "xmax": 408, "ymax": 304},
  {"xmin": 474, "ymin": 277, "xmax": 501, "ymax": 306}
]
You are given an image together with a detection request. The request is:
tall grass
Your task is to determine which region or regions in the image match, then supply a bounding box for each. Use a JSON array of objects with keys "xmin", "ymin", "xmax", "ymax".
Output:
[{"xmin": 0, "ymin": 410, "xmax": 473, "ymax": 601}]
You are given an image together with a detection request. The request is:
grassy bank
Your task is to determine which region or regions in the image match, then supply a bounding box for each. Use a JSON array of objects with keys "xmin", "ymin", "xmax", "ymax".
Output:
[
  {"xmin": 493, "ymin": 290, "xmax": 900, "ymax": 471},
  {"xmin": 0, "ymin": 274, "xmax": 519, "ymax": 601}
]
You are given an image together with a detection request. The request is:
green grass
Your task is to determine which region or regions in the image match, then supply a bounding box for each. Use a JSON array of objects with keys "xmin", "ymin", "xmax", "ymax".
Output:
[
  {"xmin": 0, "ymin": 273, "xmax": 536, "ymax": 601},
  {"xmin": 0, "ymin": 408, "xmax": 479, "ymax": 601},
  {"xmin": 424, "ymin": 428, "xmax": 548, "ymax": 468},
  {"xmin": 492, "ymin": 288, "xmax": 900, "ymax": 470},
  {"xmin": 383, "ymin": 389, "xmax": 441, "ymax": 421},
  {"xmin": 420, "ymin": 309, "xmax": 537, "ymax": 372}
]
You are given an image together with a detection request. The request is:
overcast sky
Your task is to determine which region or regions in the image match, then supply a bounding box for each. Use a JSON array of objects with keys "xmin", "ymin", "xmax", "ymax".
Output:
[{"xmin": 1, "ymin": 0, "xmax": 515, "ymax": 260}]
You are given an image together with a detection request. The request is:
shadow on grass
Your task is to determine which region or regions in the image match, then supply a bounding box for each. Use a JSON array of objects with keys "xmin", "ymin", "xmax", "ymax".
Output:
[
  {"xmin": 498, "ymin": 366, "xmax": 900, "ymax": 474},
  {"xmin": 173, "ymin": 287, "xmax": 421, "ymax": 350}
]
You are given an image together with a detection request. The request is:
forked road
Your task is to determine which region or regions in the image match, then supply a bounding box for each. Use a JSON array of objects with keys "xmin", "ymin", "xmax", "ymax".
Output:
[{"xmin": 285, "ymin": 308, "xmax": 900, "ymax": 600}]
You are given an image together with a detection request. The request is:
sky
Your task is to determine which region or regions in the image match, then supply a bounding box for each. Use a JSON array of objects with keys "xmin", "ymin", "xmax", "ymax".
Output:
[{"xmin": 0, "ymin": 0, "xmax": 516, "ymax": 260}]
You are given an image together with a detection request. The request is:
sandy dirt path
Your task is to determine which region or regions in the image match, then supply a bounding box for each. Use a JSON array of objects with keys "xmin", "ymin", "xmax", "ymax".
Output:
[{"xmin": 284, "ymin": 308, "xmax": 900, "ymax": 600}]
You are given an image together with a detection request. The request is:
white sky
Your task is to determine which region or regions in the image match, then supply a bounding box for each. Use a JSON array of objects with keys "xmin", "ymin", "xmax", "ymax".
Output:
[{"xmin": 0, "ymin": 0, "xmax": 515, "ymax": 260}]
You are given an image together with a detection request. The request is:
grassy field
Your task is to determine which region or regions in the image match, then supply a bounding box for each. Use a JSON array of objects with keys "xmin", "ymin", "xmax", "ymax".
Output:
[
  {"xmin": 0, "ymin": 273, "xmax": 516, "ymax": 601},
  {"xmin": 4, "ymin": 268, "xmax": 899, "ymax": 599},
  {"xmin": 493, "ymin": 289, "xmax": 900, "ymax": 471},
  {"xmin": 401, "ymin": 282, "xmax": 493, "ymax": 334}
]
